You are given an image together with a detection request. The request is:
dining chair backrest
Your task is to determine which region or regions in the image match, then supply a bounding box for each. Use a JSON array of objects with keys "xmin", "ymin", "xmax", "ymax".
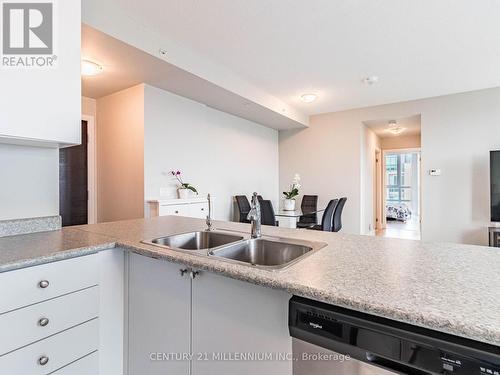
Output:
[
  {"xmin": 299, "ymin": 195, "xmax": 318, "ymax": 224},
  {"xmin": 332, "ymin": 197, "xmax": 347, "ymax": 232},
  {"xmin": 257, "ymin": 195, "xmax": 264, "ymax": 202},
  {"xmin": 321, "ymin": 199, "xmax": 339, "ymax": 232},
  {"xmin": 260, "ymin": 200, "xmax": 277, "ymax": 226},
  {"xmin": 235, "ymin": 195, "xmax": 251, "ymax": 222}
]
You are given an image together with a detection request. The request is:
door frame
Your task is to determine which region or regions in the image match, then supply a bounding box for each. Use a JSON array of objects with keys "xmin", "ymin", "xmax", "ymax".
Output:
[
  {"xmin": 83, "ymin": 115, "xmax": 97, "ymax": 224},
  {"xmin": 381, "ymin": 147, "xmax": 421, "ymax": 230}
]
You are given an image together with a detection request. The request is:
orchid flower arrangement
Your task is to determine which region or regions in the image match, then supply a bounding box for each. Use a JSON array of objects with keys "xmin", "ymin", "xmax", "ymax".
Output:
[
  {"xmin": 283, "ymin": 173, "xmax": 301, "ymax": 200},
  {"xmin": 170, "ymin": 170, "xmax": 198, "ymax": 194}
]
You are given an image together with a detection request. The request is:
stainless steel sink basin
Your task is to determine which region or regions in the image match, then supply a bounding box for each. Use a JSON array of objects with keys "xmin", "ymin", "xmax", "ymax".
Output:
[
  {"xmin": 144, "ymin": 231, "xmax": 244, "ymax": 251},
  {"xmin": 209, "ymin": 237, "xmax": 326, "ymax": 270}
]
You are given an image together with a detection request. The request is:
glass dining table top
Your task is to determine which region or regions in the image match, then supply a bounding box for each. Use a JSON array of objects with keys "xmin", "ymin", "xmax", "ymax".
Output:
[{"xmin": 275, "ymin": 207, "xmax": 325, "ymax": 218}]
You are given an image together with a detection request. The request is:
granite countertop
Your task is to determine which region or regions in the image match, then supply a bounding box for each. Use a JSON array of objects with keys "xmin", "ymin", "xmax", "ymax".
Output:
[{"xmin": 1, "ymin": 215, "xmax": 499, "ymax": 347}]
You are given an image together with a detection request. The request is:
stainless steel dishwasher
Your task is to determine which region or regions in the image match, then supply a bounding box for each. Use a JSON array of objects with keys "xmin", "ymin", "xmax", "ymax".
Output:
[{"xmin": 289, "ymin": 296, "xmax": 500, "ymax": 375}]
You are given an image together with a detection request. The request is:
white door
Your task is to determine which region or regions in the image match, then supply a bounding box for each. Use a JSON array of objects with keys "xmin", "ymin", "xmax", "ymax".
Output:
[
  {"xmin": 191, "ymin": 271, "xmax": 292, "ymax": 375},
  {"xmin": 128, "ymin": 254, "xmax": 191, "ymax": 375}
]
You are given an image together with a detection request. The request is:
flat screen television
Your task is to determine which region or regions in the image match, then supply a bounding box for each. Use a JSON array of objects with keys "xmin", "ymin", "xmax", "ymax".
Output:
[{"xmin": 491, "ymin": 151, "xmax": 500, "ymax": 222}]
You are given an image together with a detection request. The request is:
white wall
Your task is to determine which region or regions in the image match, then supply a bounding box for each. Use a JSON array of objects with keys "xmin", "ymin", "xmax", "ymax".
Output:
[
  {"xmin": 144, "ymin": 85, "xmax": 279, "ymax": 221},
  {"xmin": 0, "ymin": 145, "xmax": 59, "ymax": 220},
  {"xmin": 96, "ymin": 85, "xmax": 145, "ymax": 222},
  {"xmin": 280, "ymin": 113, "xmax": 362, "ymax": 234},
  {"xmin": 280, "ymin": 87, "xmax": 500, "ymax": 245}
]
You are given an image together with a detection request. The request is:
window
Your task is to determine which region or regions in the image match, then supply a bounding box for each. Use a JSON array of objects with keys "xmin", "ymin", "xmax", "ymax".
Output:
[{"xmin": 385, "ymin": 153, "xmax": 416, "ymax": 204}]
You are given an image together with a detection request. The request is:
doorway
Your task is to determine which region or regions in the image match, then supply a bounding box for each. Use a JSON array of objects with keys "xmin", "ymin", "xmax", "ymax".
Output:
[
  {"xmin": 378, "ymin": 149, "xmax": 421, "ymax": 240},
  {"xmin": 59, "ymin": 118, "xmax": 96, "ymax": 226}
]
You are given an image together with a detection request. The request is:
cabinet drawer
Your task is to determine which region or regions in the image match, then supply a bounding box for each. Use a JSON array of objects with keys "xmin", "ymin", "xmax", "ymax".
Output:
[
  {"xmin": 51, "ymin": 351, "xmax": 98, "ymax": 375},
  {"xmin": 188, "ymin": 203, "xmax": 208, "ymax": 219},
  {"xmin": 159, "ymin": 204, "xmax": 190, "ymax": 216},
  {"xmin": 0, "ymin": 286, "xmax": 99, "ymax": 355},
  {"xmin": 0, "ymin": 254, "xmax": 98, "ymax": 314},
  {"xmin": 0, "ymin": 318, "xmax": 98, "ymax": 374}
]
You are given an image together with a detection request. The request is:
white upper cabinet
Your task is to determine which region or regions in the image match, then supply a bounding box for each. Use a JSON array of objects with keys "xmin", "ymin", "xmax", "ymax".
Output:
[{"xmin": 0, "ymin": 0, "xmax": 81, "ymax": 147}]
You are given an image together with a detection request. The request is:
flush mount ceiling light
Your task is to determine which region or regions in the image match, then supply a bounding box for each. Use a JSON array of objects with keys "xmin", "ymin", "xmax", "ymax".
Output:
[
  {"xmin": 387, "ymin": 126, "xmax": 406, "ymax": 135},
  {"xmin": 81, "ymin": 59, "xmax": 103, "ymax": 76},
  {"xmin": 388, "ymin": 120, "xmax": 398, "ymax": 128},
  {"xmin": 300, "ymin": 93, "xmax": 317, "ymax": 103},
  {"xmin": 362, "ymin": 76, "xmax": 379, "ymax": 85}
]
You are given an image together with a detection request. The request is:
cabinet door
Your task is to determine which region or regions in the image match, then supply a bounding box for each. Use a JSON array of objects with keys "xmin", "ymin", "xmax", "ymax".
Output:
[
  {"xmin": 192, "ymin": 272, "xmax": 292, "ymax": 375},
  {"xmin": 0, "ymin": 0, "xmax": 81, "ymax": 146},
  {"xmin": 128, "ymin": 253, "xmax": 191, "ymax": 375},
  {"xmin": 188, "ymin": 203, "xmax": 208, "ymax": 219}
]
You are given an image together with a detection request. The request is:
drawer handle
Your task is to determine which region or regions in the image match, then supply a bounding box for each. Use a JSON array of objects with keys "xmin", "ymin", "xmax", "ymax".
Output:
[
  {"xmin": 38, "ymin": 317, "xmax": 49, "ymax": 327},
  {"xmin": 175, "ymin": 211, "xmax": 179, "ymax": 214},
  {"xmin": 38, "ymin": 280, "xmax": 50, "ymax": 289},
  {"xmin": 38, "ymin": 356, "xmax": 49, "ymax": 366},
  {"xmin": 201, "ymin": 208, "xmax": 204, "ymax": 211}
]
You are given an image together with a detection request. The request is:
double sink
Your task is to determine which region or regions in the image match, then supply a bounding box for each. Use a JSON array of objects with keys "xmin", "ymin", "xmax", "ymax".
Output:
[{"xmin": 142, "ymin": 230, "xmax": 327, "ymax": 271}]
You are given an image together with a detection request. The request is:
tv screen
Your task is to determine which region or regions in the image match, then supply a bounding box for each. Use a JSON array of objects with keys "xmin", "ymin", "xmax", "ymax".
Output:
[{"xmin": 491, "ymin": 151, "xmax": 500, "ymax": 222}]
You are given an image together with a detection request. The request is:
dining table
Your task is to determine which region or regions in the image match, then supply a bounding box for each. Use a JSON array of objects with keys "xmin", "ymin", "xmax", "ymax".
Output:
[{"xmin": 274, "ymin": 207, "xmax": 326, "ymax": 229}]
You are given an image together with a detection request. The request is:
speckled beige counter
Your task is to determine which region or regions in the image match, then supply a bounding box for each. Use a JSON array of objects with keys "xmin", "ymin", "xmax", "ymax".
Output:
[{"xmin": 1, "ymin": 215, "xmax": 499, "ymax": 347}]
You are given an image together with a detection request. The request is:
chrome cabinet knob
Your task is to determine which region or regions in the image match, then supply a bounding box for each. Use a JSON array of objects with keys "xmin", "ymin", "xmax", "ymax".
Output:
[
  {"xmin": 38, "ymin": 317, "xmax": 49, "ymax": 327},
  {"xmin": 190, "ymin": 271, "xmax": 200, "ymax": 279},
  {"xmin": 38, "ymin": 356, "xmax": 49, "ymax": 366},
  {"xmin": 38, "ymin": 280, "xmax": 49, "ymax": 289},
  {"xmin": 179, "ymin": 269, "xmax": 188, "ymax": 277}
]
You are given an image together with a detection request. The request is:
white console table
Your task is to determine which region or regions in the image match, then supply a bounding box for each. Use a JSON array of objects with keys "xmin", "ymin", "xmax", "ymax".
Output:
[{"xmin": 145, "ymin": 197, "xmax": 211, "ymax": 219}]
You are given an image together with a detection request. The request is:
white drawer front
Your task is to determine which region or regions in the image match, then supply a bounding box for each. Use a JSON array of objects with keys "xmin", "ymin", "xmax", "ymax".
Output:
[
  {"xmin": 0, "ymin": 286, "xmax": 99, "ymax": 355},
  {"xmin": 0, "ymin": 318, "xmax": 98, "ymax": 374},
  {"xmin": 0, "ymin": 254, "xmax": 98, "ymax": 314},
  {"xmin": 159, "ymin": 204, "xmax": 190, "ymax": 217},
  {"xmin": 52, "ymin": 351, "xmax": 98, "ymax": 375},
  {"xmin": 188, "ymin": 203, "xmax": 208, "ymax": 219}
]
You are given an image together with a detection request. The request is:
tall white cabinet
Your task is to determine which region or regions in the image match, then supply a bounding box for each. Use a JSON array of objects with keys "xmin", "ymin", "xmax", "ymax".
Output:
[
  {"xmin": 0, "ymin": 0, "xmax": 81, "ymax": 147},
  {"xmin": 127, "ymin": 253, "xmax": 292, "ymax": 375}
]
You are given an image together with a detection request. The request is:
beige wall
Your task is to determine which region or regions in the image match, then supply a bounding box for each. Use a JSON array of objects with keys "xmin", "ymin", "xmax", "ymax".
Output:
[
  {"xmin": 96, "ymin": 85, "xmax": 145, "ymax": 222},
  {"xmin": 280, "ymin": 87, "xmax": 500, "ymax": 245},
  {"xmin": 361, "ymin": 126, "xmax": 381, "ymax": 234},
  {"xmin": 380, "ymin": 134, "xmax": 421, "ymax": 150},
  {"xmin": 82, "ymin": 96, "xmax": 97, "ymax": 118}
]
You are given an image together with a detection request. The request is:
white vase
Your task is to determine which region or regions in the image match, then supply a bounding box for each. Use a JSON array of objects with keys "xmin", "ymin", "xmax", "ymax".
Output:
[
  {"xmin": 177, "ymin": 188, "xmax": 190, "ymax": 199},
  {"xmin": 283, "ymin": 199, "xmax": 296, "ymax": 211}
]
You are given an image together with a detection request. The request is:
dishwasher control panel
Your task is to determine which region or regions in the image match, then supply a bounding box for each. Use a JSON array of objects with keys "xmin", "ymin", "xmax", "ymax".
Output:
[{"xmin": 289, "ymin": 296, "xmax": 500, "ymax": 375}]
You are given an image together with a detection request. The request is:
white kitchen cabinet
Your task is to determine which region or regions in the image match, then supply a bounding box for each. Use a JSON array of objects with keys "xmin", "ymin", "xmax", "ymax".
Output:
[
  {"xmin": 127, "ymin": 254, "xmax": 292, "ymax": 375},
  {"xmin": 192, "ymin": 271, "xmax": 292, "ymax": 375},
  {"xmin": 128, "ymin": 253, "xmax": 191, "ymax": 375},
  {"xmin": 145, "ymin": 197, "xmax": 211, "ymax": 219},
  {"xmin": 52, "ymin": 351, "xmax": 99, "ymax": 375},
  {"xmin": 0, "ymin": 0, "xmax": 81, "ymax": 147}
]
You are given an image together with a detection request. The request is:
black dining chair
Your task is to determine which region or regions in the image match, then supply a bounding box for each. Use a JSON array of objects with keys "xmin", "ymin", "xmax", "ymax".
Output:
[
  {"xmin": 257, "ymin": 195, "xmax": 264, "ymax": 202},
  {"xmin": 296, "ymin": 195, "xmax": 318, "ymax": 229},
  {"xmin": 307, "ymin": 199, "xmax": 338, "ymax": 232},
  {"xmin": 235, "ymin": 195, "xmax": 251, "ymax": 223},
  {"xmin": 260, "ymin": 200, "xmax": 278, "ymax": 226},
  {"xmin": 332, "ymin": 197, "xmax": 347, "ymax": 232}
]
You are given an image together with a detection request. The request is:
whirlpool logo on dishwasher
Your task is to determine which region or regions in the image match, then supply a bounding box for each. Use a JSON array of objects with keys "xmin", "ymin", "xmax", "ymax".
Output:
[{"xmin": 1, "ymin": 0, "xmax": 57, "ymax": 68}]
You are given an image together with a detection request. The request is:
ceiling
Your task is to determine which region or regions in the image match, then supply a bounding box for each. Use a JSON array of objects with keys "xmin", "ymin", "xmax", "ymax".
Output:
[
  {"xmin": 81, "ymin": 26, "xmax": 307, "ymax": 130},
  {"xmin": 364, "ymin": 115, "xmax": 421, "ymax": 138},
  {"xmin": 100, "ymin": 0, "xmax": 500, "ymax": 115}
]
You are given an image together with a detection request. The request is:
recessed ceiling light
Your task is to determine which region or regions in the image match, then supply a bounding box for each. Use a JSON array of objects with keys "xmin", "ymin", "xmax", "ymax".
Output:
[
  {"xmin": 300, "ymin": 93, "xmax": 317, "ymax": 103},
  {"xmin": 362, "ymin": 76, "xmax": 379, "ymax": 85},
  {"xmin": 81, "ymin": 59, "xmax": 103, "ymax": 76}
]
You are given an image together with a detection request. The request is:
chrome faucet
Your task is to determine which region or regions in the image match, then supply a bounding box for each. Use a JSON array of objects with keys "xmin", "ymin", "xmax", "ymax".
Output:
[
  {"xmin": 247, "ymin": 192, "xmax": 262, "ymax": 238},
  {"xmin": 206, "ymin": 193, "xmax": 212, "ymax": 231}
]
